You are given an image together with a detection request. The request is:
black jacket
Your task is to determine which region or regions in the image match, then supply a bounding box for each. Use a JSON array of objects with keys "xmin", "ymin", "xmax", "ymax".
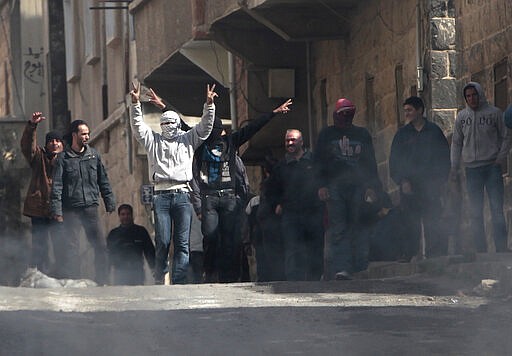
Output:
[
  {"xmin": 51, "ymin": 145, "xmax": 116, "ymax": 216},
  {"xmin": 314, "ymin": 125, "xmax": 380, "ymax": 190},
  {"xmin": 267, "ymin": 150, "xmax": 322, "ymax": 213},
  {"xmin": 193, "ymin": 111, "xmax": 275, "ymax": 196},
  {"xmin": 107, "ymin": 223, "xmax": 155, "ymax": 270},
  {"xmin": 389, "ymin": 120, "xmax": 450, "ymax": 196}
]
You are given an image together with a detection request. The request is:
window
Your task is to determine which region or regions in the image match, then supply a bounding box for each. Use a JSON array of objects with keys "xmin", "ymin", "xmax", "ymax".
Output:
[
  {"xmin": 105, "ymin": 7, "xmax": 123, "ymax": 47},
  {"xmin": 63, "ymin": 0, "xmax": 79, "ymax": 82},
  {"xmin": 83, "ymin": 0, "xmax": 100, "ymax": 64},
  {"xmin": 494, "ymin": 58, "xmax": 508, "ymax": 111}
]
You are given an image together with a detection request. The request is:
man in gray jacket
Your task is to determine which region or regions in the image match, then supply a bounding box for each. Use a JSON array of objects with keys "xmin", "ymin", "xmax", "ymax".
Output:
[
  {"xmin": 129, "ymin": 83, "xmax": 216, "ymax": 284},
  {"xmin": 51, "ymin": 120, "xmax": 116, "ymax": 284},
  {"xmin": 451, "ymin": 81, "xmax": 511, "ymax": 252}
]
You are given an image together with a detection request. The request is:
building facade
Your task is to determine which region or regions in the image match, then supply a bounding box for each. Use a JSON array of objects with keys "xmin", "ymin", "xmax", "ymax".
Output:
[{"xmin": 0, "ymin": 0, "xmax": 511, "ymax": 284}]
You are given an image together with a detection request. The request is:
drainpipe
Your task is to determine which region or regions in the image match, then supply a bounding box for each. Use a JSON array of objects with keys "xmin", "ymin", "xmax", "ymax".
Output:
[
  {"xmin": 228, "ymin": 51, "xmax": 237, "ymax": 130},
  {"xmin": 416, "ymin": 1, "xmax": 424, "ymax": 93}
]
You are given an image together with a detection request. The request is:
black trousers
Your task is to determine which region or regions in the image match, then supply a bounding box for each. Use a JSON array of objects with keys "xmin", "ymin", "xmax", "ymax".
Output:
[{"xmin": 201, "ymin": 193, "xmax": 241, "ymax": 283}]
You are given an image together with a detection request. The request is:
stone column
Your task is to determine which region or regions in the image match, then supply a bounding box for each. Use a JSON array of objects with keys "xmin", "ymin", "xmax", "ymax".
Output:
[{"xmin": 429, "ymin": 0, "xmax": 458, "ymax": 136}]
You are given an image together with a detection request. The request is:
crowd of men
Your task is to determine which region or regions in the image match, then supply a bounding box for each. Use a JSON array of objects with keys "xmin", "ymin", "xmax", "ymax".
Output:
[{"xmin": 20, "ymin": 80, "xmax": 512, "ymax": 285}]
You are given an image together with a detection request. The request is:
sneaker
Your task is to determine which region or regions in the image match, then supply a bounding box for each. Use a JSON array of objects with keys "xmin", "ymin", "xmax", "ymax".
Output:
[{"xmin": 335, "ymin": 271, "xmax": 352, "ymax": 280}]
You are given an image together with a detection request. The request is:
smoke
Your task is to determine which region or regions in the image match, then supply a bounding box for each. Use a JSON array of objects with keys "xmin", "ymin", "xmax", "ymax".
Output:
[{"xmin": 0, "ymin": 232, "xmax": 30, "ymax": 286}]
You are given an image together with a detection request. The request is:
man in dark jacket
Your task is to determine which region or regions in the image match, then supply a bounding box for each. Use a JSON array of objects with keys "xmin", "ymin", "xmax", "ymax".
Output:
[
  {"xmin": 107, "ymin": 204, "xmax": 155, "ymax": 285},
  {"xmin": 51, "ymin": 120, "xmax": 116, "ymax": 284},
  {"xmin": 21, "ymin": 112, "xmax": 64, "ymax": 275},
  {"xmin": 268, "ymin": 129, "xmax": 323, "ymax": 281},
  {"xmin": 390, "ymin": 96, "xmax": 450, "ymax": 259},
  {"xmin": 315, "ymin": 98, "xmax": 382, "ymax": 280},
  {"xmin": 193, "ymin": 99, "xmax": 292, "ymax": 283}
]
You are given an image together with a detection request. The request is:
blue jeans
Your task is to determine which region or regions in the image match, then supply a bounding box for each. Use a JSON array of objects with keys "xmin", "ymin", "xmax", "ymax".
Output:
[
  {"xmin": 324, "ymin": 184, "xmax": 369, "ymax": 279},
  {"xmin": 465, "ymin": 164, "xmax": 508, "ymax": 252},
  {"xmin": 153, "ymin": 192, "xmax": 192, "ymax": 284},
  {"xmin": 281, "ymin": 210, "xmax": 324, "ymax": 281}
]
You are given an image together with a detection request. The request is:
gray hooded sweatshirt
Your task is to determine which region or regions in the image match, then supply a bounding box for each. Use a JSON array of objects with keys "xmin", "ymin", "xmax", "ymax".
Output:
[
  {"xmin": 451, "ymin": 81, "xmax": 510, "ymax": 169},
  {"xmin": 131, "ymin": 102, "xmax": 215, "ymax": 188}
]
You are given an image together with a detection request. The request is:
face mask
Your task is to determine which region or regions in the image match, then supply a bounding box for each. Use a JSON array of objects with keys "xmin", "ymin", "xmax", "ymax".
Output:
[
  {"xmin": 333, "ymin": 111, "xmax": 354, "ymax": 129},
  {"xmin": 160, "ymin": 111, "xmax": 181, "ymax": 139},
  {"xmin": 161, "ymin": 123, "xmax": 180, "ymax": 139},
  {"xmin": 206, "ymin": 117, "xmax": 224, "ymax": 144}
]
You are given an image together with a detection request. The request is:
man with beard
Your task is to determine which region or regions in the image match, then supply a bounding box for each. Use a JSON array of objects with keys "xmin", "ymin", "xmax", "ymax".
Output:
[
  {"xmin": 107, "ymin": 204, "xmax": 155, "ymax": 285},
  {"xmin": 193, "ymin": 99, "xmax": 292, "ymax": 283},
  {"xmin": 315, "ymin": 98, "xmax": 382, "ymax": 280},
  {"xmin": 267, "ymin": 129, "xmax": 323, "ymax": 281},
  {"xmin": 51, "ymin": 120, "xmax": 116, "ymax": 284},
  {"xmin": 21, "ymin": 112, "xmax": 64, "ymax": 275},
  {"xmin": 129, "ymin": 83, "xmax": 217, "ymax": 284}
]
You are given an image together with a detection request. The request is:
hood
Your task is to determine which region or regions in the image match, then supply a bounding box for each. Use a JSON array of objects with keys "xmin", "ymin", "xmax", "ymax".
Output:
[{"xmin": 463, "ymin": 81, "xmax": 487, "ymax": 108}]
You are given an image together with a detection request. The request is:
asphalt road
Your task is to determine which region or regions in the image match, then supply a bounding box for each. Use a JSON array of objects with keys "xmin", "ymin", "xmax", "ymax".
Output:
[{"xmin": 0, "ymin": 279, "xmax": 511, "ymax": 356}]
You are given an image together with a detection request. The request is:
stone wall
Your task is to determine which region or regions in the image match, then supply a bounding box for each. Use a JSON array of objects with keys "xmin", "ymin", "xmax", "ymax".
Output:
[{"xmin": 310, "ymin": 0, "xmax": 420, "ymax": 193}]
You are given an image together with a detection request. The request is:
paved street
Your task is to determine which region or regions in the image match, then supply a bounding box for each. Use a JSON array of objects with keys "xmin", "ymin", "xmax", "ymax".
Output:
[{"xmin": 1, "ymin": 277, "xmax": 511, "ymax": 356}]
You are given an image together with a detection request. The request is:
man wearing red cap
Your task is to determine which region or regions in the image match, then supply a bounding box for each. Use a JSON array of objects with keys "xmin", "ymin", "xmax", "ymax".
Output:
[
  {"xmin": 315, "ymin": 98, "xmax": 382, "ymax": 280},
  {"xmin": 21, "ymin": 112, "xmax": 63, "ymax": 275}
]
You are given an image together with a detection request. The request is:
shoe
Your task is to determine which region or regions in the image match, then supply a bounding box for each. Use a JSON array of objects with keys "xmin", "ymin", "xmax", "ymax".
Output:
[{"xmin": 335, "ymin": 271, "xmax": 352, "ymax": 280}]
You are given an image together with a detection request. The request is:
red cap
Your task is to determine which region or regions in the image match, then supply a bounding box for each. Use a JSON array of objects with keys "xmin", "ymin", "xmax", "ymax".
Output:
[{"xmin": 335, "ymin": 98, "xmax": 356, "ymax": 113}]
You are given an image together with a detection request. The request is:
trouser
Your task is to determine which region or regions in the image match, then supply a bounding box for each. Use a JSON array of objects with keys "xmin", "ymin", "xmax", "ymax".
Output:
[
  {"xmin": 201, "ymin": 193, "xmax": 240, "ymax": 283},
  {"xmin": 153, "ymin": 191, "xmax": 192, "ymax": 284},
  {"xmin": 466, "ymin": 164, "xmax": 508, "ymax": 252},
  {"xmin": 258, "ymin": 214, "xmax": 285, "ymax": 281},
  {"xmin": 281, "ymin": 210, "xmax": 324, "ymax": 281},
  {"xmin": 54, "ymin": 205, "xmax": 107, "ymax": 285},
  {"xmin": 30, "ymin": 216, "xmax": 55, "ymax": 275},
  {"xmin": 324, "ymin": 184, "xmax": 370, "ymax": 279},
  {"xmin": 401, "ymin": 191, "xmax": 447, "ymax": 258}
]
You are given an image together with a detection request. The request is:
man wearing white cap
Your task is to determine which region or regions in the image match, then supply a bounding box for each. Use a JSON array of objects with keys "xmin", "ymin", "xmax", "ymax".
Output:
[{"xmin": 129, "ymin": 83, "xmax": 217, "ymax": 284}]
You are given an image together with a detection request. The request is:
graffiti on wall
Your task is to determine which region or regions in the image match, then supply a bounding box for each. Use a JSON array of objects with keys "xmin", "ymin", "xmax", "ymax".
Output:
[{"xmin": 23, "ymin": 47, "xmax": 44, "ymax": 84}]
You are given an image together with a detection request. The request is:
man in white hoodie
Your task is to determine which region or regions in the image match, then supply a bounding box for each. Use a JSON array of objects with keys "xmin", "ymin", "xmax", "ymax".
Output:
[
  {"xmin": 451, "ymin": 81, "xmax": 511, "ymax": 253},
  {"xmin": 129, "ymin": 83, "xmax": 217, "ymax": 284}
]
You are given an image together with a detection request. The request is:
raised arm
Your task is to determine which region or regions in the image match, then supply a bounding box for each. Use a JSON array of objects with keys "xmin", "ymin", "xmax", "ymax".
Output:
[
  {"xmin": 188, "ymin": 84, "xmax": 217, "ymax": 148},
  {"xmin": 231, "ymin": 99, "xmax": 293, "ymax": 147},
  {"xmin": 21, "ymin": 112, "xmax": 45, "ymax": 163},
  {"xmin": 129, "ymin": 82, "xmax": 155, "ymax": 149}
]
